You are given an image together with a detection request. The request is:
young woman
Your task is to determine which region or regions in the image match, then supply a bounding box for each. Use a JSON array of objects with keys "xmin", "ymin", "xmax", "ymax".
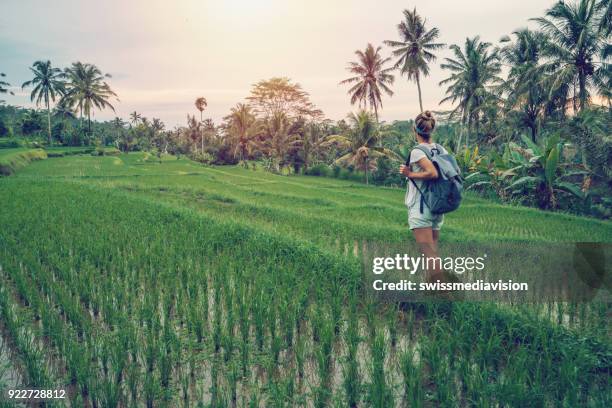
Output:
[{"xmin": 399, "ymin": 111, "xmax": 447, "ymax": 282}]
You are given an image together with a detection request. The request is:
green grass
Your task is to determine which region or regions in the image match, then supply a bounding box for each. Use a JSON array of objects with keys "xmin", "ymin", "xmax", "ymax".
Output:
[
  {"xmin": 0, "ymin": 148, "xmax": 47, "ymax": 176},
  {"xmin": 1, "ymin": 153, "xmax": 610, "ymax": 406},
  {"xmin": 17, "ymin": 152, "xmax": 612, "ymax": 244}
]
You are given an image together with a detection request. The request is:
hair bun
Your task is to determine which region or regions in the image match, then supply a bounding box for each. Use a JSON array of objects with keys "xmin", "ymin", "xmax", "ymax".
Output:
[{"xmin": 423, "ymin": 110, "xmax": 432, "ymax": 118}]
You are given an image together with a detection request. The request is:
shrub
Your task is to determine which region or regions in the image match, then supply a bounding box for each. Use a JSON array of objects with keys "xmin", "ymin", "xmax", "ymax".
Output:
[
  {"xmin": 191, "ymin": 151, "xmax": 215, "ymax": 166},
  {"xmin": 92, "ymin": 146, "xmax": 105, "ymax": 156},
  {"xmin": 304, "ymin": 164, "xmax": 330, "ymax": 177},
  {"xmin": 91, "ymin": 146, "xmax": 121, "ymax": 157},
  {"xmin": 46, "ymin": 151, "xmax": 65, "ymax": 158},
  {"xmin": 332, "ymin": 165, "xmax": 342, "ymax": 178},
  {"xmin": 0, "ymin": 138, "xmax": 23, "ymax": 149},
  {"xmin": 372, "ymin": 156, "xmax": 403, "ymax": 186}
]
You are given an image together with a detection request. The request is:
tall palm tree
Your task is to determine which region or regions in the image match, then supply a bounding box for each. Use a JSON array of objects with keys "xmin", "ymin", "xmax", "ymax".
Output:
[
  {"xmin": 301, "ymin": 122, "xmax": 329, "ymax": 171},
  {"xmin": 184, "ymin": 115, "xmax": 201, "ymax": 152},
  {"xmin": 258, "ymin": 112, "xmax": 301, "ymax": 172},
  {"xmin": 21, "ymin": 60, "xmax": 65, "ymax": 144},
  {"xmin": 62, "ymin": 62, "xmax": 117, "ymax": 138},
  {"xmin": 0, "ymin": 72, "xmax": 14, "ymax": 103},
  {"xmin": 384, "ymin": 8, "xmax": 445, "ymax": 112},
  {"xmin": 500, "ymin": 29, "xmax": 548, "ymax": 142},
  {"xmin": 53, "ymin": 99, "xmax": 76, "ymax": 121},
  {"xmin": 112, "ymin": 117, "xmax": 125, "ymax": 146},
  {"xmin": 195, "ymin": 97, "xmax": 207, "ymax": 122},
  {"xmin": 532, "ymin": 0, "xmax": 610, "ymax": 112},
  {"xmin": 340, "ymin": 44, "xmax": 395, "ymax": 121},
  {"xmin": 224, "ymin": 103, "xmax": 260, "ymax": 164},
  {"xmin": 439, "ymin": 36, "xmax": 502, "ymax": 148},
  {"xmin": 325, "ymin": 110, "xmax": 400, "ymax": 184},
  {"xmin": 129, "ymin": 111, "xmax": 142, "ymax": 126},
  {"xmin": 151, "ymin": 118, "xmax": 164, "ymax": 132}
]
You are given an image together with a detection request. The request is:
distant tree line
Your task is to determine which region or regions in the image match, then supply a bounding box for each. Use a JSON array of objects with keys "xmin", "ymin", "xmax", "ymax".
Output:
[{"xmin": 0, "ymin": 0, "xmax": 609, "ymax": 217}]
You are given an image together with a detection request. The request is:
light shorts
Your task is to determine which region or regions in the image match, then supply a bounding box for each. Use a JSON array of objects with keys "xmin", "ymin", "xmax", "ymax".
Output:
[{"xmin": 408, "ymin": 201, "xmax": 444, "ymax": 230}]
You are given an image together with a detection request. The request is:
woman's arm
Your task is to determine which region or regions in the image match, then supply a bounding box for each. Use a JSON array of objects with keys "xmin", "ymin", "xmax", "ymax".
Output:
[{"xmin": 399, "ymin": 157, "xmax": 439, "ymax": 180}]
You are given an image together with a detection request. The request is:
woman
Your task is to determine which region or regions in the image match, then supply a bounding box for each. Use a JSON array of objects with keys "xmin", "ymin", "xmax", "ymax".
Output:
[{"xmin": 399, "ymin": 111, "xmax": 446, "ymax": 282}]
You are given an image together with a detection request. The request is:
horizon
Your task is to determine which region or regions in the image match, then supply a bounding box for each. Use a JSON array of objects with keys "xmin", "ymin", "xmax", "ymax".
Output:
[{"xmin": 2, "ymin": 0, "xmax": 556, "ymax": 127}]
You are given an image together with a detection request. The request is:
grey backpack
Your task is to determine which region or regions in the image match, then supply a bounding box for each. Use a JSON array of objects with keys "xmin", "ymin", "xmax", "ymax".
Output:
[{"xmin": 407, "ymin": 144, "xmax": 463, "ymax": 214}]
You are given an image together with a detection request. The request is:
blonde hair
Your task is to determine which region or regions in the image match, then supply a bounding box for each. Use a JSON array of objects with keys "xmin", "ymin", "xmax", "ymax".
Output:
[{"xmin": 414, "ymin": 110, "xmax": 436, "ymax": 139}]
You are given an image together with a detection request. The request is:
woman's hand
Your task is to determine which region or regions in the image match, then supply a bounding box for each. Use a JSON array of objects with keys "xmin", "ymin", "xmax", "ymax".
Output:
[{"xmin": 399, "ymin": 164, "xmax": 410, "ymax": 177}]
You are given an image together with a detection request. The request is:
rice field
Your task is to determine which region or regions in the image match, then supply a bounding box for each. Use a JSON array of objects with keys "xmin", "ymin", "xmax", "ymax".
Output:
[{"xmin": 1, "ymin": 152, "xmax": 611, "ymax": 407}]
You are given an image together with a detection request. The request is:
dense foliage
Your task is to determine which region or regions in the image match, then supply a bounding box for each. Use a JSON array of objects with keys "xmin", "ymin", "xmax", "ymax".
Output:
[{"xmin": 1, "ymin": 0, "xmax": 610, "ymax": 219}]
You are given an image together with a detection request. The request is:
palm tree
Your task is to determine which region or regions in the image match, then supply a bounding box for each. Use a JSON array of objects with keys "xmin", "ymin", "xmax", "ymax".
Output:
[
  {"xmin": 500, "ymin": 29, "xmax": 549, "ymax": 142},
  {"xmin": 224, "ymin": 103, "xmax": 260, "ymax": 164},
  {"xmin": 184, "ymin": 115, "xmax": 201, "ymax": 152},
  {"xmin": 62, "ymin": 62, "xmax": 117, "ymax": 138},
  {"xmin": 439, "ymin": 36, "xmax": 502, "ymax": 148},
  {"xmin": 301, "ymin": 122, "xmax": 329, "ymax": 171},
  {"xmin": 152, "ymin": 118, "xmax": 164, "ymax": 132},
  {"xmin": 258, "ymin": 112, "xmax": 301, "ymax": 172},
  {"xmin": 0, "ymin": 72, "xmax": 14, "ymax": 103},
  {"xmin": 532, "ymin": 0, "xmax": 610, "ymax": 112},
  {"xmin": 384, "ymin": 8, "xmax": 445, "ymax": 112},
  {"xmin": 129, "ymin": 111, "xmax": 142, "ymax": 126},
  {"xmin": 21, "ymin": 60, "xmax": 65, "ymax": 144},
  {"xmin": 53, "ymin": 97, "xmax": 76, "ymax": 120},
  {"xmin": 340, "ymin": 44, "xmax": 395, "ymax": 121},
  {"xmin": 112, "ymin": 117, "xmax": 125, "ymax": 147},
  {"xmin": 325, "ymin": 110, "xmax": 400, "ymax": 184},
  {"xmin": 195, "ymin": 97, "xmax": 207, "ymax": 122}
]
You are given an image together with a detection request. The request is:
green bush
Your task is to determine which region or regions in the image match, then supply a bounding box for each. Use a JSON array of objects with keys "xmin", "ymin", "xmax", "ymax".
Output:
[
  {"xmin": 46, "ymin": 151, "xmax": 65, "ymax": 158},
  {"xmin": 91, "ymin": 146, "xmax": 121, "ymax": 157},
  {"xmin": 0, "ymin": 149, "xmax": 47, "ymax": 176},
  {"xmin": 46, "ymin": 147, "xmax": 95, "ymax": 157},
  {"xmin": 191, "ymin": 151, "xmax": 215, "ymax": 165},
  {"xmin": 104, "ymin": 147, "xmax": 121, "ymax": 156},
  {"xmin": 305, "ymin": 164, "xmax": 331, "ymax": 177},
  {"xmin": 0, "ymin": 138, "xmax": 23, "ymax": 149},
  {"xmin": 332, "ymin": 165, "xmax": 342, "ymax": 178}
]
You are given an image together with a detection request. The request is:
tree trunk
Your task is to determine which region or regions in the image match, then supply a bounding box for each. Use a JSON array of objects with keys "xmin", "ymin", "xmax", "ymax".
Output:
[
  {"xmin": 578, "ymin": 71, "xmax": 587, "ymax": 112},
  {"xmin": 80, "ymin": 107, "xmax": 84, "ymax": 146},
  {"xmin": 46, "ymin": 101, "xmax": 52, "ymax": 145},
  {"xmin": 365, "ymin": 157, "xmax": 369, "ymax": 185},
  {"xmin": 530, "ymin": 122, "xmax": 537, "ymax": 143},
  {"xmin": 416, "ymin": 74, "xmax": 423, "ymax": 113},
  {"xmin": 201, "ymin": 130, "xmax": 204, "ymax": 155}
]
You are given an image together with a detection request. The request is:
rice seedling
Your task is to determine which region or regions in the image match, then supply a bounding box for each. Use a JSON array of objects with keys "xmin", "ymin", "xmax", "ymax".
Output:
[
  {"xmin": 342, "ymin": 305, "xmax": 361, "ymax": 408},
  {"xmin": 400, "ymin": 348, "xmax": 423, "ymax": 408},
  {"xmin": 367, "ymin": 331, "xmax": 393, "ymax": 408},
  {"xmin": 0, "ymin": 159, "xmax": 610, "ymax": 406}
]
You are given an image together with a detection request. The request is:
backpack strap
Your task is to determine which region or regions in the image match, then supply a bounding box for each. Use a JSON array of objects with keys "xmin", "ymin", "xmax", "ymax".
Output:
[
  {"xmin": 406, "ymin": 148, "xmax": 430, "ymax": 214},
  {"xmin": 414, "ymin": 144, "xmax": 433, "ymax": 160}
]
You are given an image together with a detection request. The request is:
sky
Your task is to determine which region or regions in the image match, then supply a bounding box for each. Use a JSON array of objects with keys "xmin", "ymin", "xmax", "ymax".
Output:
[{"xmin": 1, "ymin": 0, "xmax": 556, "ymax": 127}]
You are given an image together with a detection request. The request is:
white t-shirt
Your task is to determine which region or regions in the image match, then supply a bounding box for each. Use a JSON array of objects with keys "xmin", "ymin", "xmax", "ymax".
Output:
[{"xmin": 404, "ymin": 143, "xmax": 447, "ymax": 208}]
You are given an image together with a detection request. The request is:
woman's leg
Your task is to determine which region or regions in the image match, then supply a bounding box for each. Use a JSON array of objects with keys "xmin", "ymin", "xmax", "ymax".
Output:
[
  {"xmin": 432, "ymin": 229, "xmax": 440, "ymax": 251},
  {"xmin": 412, "ymin": 227, "xmax": 443, "ymax": 282}
]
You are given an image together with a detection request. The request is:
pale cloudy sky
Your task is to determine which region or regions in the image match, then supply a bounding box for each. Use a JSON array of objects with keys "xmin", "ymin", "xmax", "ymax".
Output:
[{"xmin": 1, "ymin": 0, "xmax": 555, "ymax": 127}]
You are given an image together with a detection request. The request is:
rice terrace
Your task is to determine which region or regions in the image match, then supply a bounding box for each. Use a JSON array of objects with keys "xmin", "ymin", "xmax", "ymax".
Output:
[
  {"xmin": 1, "ymin": 0, "xmax": 611, "ymax": 406},
  {"xmin": 0, "ymin": 150, "xmax": 610, "ymax": 407}
]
